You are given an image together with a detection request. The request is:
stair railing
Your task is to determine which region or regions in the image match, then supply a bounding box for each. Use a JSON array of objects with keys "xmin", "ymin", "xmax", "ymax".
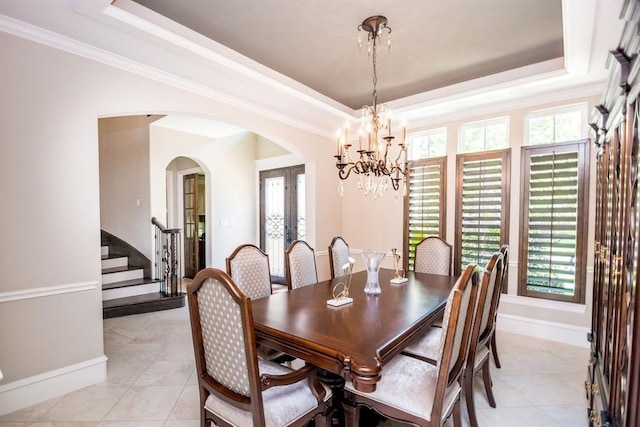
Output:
[{"xmin": 151, "ymin": 217, "xmax": 183, "ymax": 296}]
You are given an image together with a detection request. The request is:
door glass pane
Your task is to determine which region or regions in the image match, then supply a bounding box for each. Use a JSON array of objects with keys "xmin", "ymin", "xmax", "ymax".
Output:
[
  {"xmin": 265, "ymin": 176, "xmax": 285, "ymax": 277},
  {"xmin": 297, "ymin": 174, "xmax": 306, "ymax": 240}
]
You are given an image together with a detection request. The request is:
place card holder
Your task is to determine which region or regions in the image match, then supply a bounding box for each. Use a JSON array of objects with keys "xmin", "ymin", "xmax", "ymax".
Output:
[{"xmin": 327, "ymin": 297, "xmax": 353, "ymax": 307}]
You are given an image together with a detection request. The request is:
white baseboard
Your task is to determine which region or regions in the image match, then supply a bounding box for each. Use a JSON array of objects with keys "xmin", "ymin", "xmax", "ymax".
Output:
[
  {"xmin": 497, "ymin": 313, "xmax": 590, "ymax": 348},
  {"xmin": 0, "ymin": 355, "xmax": 108, "ymax": 416}
]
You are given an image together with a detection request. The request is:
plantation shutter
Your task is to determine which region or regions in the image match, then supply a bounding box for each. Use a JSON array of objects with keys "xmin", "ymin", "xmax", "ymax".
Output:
[
  {"xmin": 404, "ymin": 157, "xmax": 446, "ymax": 271},
  {"xmin": 455, "ymin": 150, "xmax": 510, "ymax": 275},
  {"xmin": 519, "ymin": 140, "xmax": 588, "ymax": 303}
]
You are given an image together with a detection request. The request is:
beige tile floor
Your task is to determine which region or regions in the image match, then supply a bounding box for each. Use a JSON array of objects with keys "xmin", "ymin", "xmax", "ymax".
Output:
[{"xmin": 0, "ymin": 305, "xmax": 589, "ymax": 426}]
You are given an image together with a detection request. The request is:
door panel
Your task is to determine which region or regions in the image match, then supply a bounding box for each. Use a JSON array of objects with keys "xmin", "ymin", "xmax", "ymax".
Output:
[{"xmin": 260, "ymin": 165, "xmax": 305, "ymax": 284}]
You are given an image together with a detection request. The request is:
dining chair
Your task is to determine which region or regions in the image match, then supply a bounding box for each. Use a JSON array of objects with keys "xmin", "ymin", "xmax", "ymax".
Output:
[
  {"xmin": 226, "ymin": 244, "xmax": 291, "ymax": 362},
  {"xmin": 285, "ymin": 240, "xmax": 318, "ymax": 290},
  {"xmin": 328, "ymin": 236, "xmax": 350, "ymax": 279},
  {"xmin": 463, "ymin": 252, "xmax": 503, "ymax": 427},
  {"xmin": 226, "ymin": 244, "xmax": 273, "ymax": 300},
  {"xmin": 342, "ymin": 264, "xmax": 480, "ymax": 427},
  {"xmin": 491, "ymin": 244, "xmax": 510, "ymax": 369},
  {"xmin": 401, "ymin": 253, "xmax": 503, "ymax": 427},
  {"xmin": 187, "ymin": 268, "xmax": 332, "ymax": 427},
  {"xmin": 414, "ymin": 236, "xmax": 453, "ymax": 275}
]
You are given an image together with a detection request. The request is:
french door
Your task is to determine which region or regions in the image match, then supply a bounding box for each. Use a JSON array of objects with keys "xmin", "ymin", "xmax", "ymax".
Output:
[
  {"xmin": 183, "ymin": 173, "xmax": 205, "ymax": 278},
  {"xmin": 259, "ymin": 165, "xmax": 305, "ymax": 284}
]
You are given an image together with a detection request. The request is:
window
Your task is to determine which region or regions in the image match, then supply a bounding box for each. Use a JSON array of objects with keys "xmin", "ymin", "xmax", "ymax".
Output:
[
  {"xmin": 408, "ymin": 128, "xmax": 447, "ymax": 160},
  {"xmin": 455, "ymin": 149, "xmax": 511, "ymax": 275},
  {"xmin": 518, "ymin": 140, "xmax": 589, "ymax": 303},
  {"xmin": 404, "ymin": 157, "xmax": 446, "ymax": 271},
  {"xmin": 459, "ymin": 117, "xmax": 508, "ymax": 153},
  {"xmin": 525, "ymin": 104, "xmax": 586, "ymax": 145}
]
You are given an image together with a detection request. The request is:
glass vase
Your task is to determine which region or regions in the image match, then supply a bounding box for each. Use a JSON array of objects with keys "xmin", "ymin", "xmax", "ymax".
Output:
[{"xmin": 361, "ymin": 250, "xmax": 386, "ymax": 294}]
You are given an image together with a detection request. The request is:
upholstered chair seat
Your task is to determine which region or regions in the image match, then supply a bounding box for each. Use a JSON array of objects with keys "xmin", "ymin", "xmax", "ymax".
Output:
[
  {"xmin": 344, "ymin": 354, "xmax": 460, "ymax": 423},
  {"xmin": 187, "ymin": 268, "xmax": 331, "ymax": 427},
  {"xmin": 402, "ymin": 252, "xmax": 504, "ymax": 427},
  {"xmin": 402, "ymin": 327, "xmax": 442, "ymax": 364},
  {"xmin": 343, "ymin": 264, "xmax": 480, "ymax": 427},
  {"xmin": 204, "ymin": 359, "xmax": 331, "ymax": 427}
]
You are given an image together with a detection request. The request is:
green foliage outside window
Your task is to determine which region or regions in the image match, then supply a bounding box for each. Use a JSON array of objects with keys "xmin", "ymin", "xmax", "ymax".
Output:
[
  {"xmin": 528, "ymin": 109, "xmax": 582, "ymax": 145},
  {"xmin": 409, "ymin": 129, "xmax": 446, "ymax": 160},
  {"xmin": 460, "ymin": 119, "xmax": 508, "ymax": 153}
]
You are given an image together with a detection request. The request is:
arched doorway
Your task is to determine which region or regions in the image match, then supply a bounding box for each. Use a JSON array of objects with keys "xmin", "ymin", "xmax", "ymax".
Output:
[{"xmin": 166, "ymin": 156, "xmax": 206, "ymax": 279}]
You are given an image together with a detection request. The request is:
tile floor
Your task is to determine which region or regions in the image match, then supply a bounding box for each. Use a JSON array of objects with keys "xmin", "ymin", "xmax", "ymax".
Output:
[{"xmin": 0, "ymin": 305, "xmax": 589, "ymax": 426}]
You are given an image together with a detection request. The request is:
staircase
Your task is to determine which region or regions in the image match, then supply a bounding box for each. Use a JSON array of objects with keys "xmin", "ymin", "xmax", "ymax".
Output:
[{"xmin": 101, "ymin": 244, "xmax": 185, "ymax": 318}]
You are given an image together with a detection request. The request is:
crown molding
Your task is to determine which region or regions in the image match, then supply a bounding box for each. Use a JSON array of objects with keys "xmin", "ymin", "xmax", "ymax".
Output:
[
  {"xmin": 0, "ymin": 0, "xmax": 620, "ymax": 138},
  {"xmin": 101, "ymin": 0, "xmax": 353, "ymax": 120},
  {"xmin": 0, "ymin": 13, "xmax": 342, "ymax": 138}
]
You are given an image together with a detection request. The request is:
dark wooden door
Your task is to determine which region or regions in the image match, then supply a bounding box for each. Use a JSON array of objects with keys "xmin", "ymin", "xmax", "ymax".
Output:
[
  {"xmin": 184, "ymin": 173, "xmax": 205, "ymax": 278},
  {"xmin": 259, "ymin": 165, "xmax": 305, "ymax": 284}
]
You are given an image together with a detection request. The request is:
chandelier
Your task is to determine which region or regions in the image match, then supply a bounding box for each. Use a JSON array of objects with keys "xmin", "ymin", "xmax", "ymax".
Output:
[{"xmin": 335, "ymin": 15, "xmax": 408, "ymax": 199}]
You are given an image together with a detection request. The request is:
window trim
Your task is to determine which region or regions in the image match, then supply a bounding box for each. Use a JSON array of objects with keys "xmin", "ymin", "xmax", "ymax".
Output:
[
  {"xmin": 454, "ymin": 148, "xmax": 511, "ymax": 275},
  {"xmin": 403, "ymin": 156, "xmax": 447, "ymax": 272},
  {"xmin": 517, "ymin": 139, "xmax": 590, "ymax": 304}
]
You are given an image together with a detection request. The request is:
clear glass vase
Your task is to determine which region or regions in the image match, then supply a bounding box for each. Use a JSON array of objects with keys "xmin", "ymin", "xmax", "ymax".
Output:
[{"xmin": 361, "ymin": 250, "xmax": 386, "ymax": 294}]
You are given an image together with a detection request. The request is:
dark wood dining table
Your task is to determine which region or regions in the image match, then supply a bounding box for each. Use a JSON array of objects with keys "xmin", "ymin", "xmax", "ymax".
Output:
[{"xmin": 251, "ymin": 268, "xmax": 457, "ymax": 392}]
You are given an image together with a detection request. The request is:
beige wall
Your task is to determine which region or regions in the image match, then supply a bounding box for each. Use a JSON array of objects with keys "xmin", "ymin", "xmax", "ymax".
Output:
[
  {"xmin": 0, "ymin": 31, "xmax": 339, "ymax": 411},
  {"xmin": 99, "ymin": 115, "xmax": 156, "ymax": 259},
  {"xmin": 0, "ymin": 33, "xmax": 105, "ymax": 389},
  {"xmin": 150, "ymin": 128, "xmax": 261, "ymax": 269}
]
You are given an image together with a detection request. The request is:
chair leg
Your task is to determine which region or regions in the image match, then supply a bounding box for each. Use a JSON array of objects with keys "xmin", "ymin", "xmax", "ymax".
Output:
[
  {"xmin": 452, "ymin": 399, "xmax": 462, "ymax": 427},
  {"xmin": 314, "ymin": 411, "xmax": 332, "ymax": 427},
  {"xmin": 342, "ymin": 401, "xmax": 360, "ymax": 427},
  {"xmin": 464, "ymin": 368, "xmax": 479, "ymax": 427},
  {"xmin": 490, "ymin": 333, "xmax": 501, "ymax": 369},
  {"xmin": 481, "ymin": 360, "xmax": 496, "ymax": 408}
]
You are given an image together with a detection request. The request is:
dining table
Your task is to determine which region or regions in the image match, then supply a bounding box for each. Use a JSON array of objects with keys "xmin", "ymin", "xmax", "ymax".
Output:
[{"xmin": 251, "ymin": 268, "xmax": 457, "ymax": 393}]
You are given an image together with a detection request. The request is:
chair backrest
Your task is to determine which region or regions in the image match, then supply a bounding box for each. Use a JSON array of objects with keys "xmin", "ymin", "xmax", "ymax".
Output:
[
  {"xmin": 469, "ymin": 252, "xmax": 503, "ymax": 360},
  {"xmin": 285, "ymin": 240, "xmax": 318, "ymax": 290},
  {"xmin": 499, "ymin": 244, "xmax": 509, "ymax": 293},
  {"xmin": 226, "ymin": 244, "xmax": 272, "ymax": 300},
  {"xmin": 487, "ymin": 247, "xmax": 507, "ymax": 333},
  {"xmin": 187, "ymin": 268, "xmax": 266, "ymax": 425},
  {"xmin": 414, "ymin": 236, "xmax": 453, "ymax": 275},
  {"xmin": 328, "ymin": 236, "xmax": 350, "ymax": 279},
  {"xmin": 433, "ymin": 264, "xmax": 480, "ymax": 416}
]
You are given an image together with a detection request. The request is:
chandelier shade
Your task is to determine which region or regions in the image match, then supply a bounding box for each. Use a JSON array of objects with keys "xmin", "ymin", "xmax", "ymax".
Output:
[{"xmin": 335, "ymin": 15, "xmax": 408, "ymax": 199}]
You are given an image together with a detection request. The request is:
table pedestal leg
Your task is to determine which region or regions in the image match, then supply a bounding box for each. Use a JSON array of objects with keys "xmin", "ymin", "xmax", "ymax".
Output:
[{"xmin": 318, "ymin": 369, "xmax": 345, "ymax": 426}]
